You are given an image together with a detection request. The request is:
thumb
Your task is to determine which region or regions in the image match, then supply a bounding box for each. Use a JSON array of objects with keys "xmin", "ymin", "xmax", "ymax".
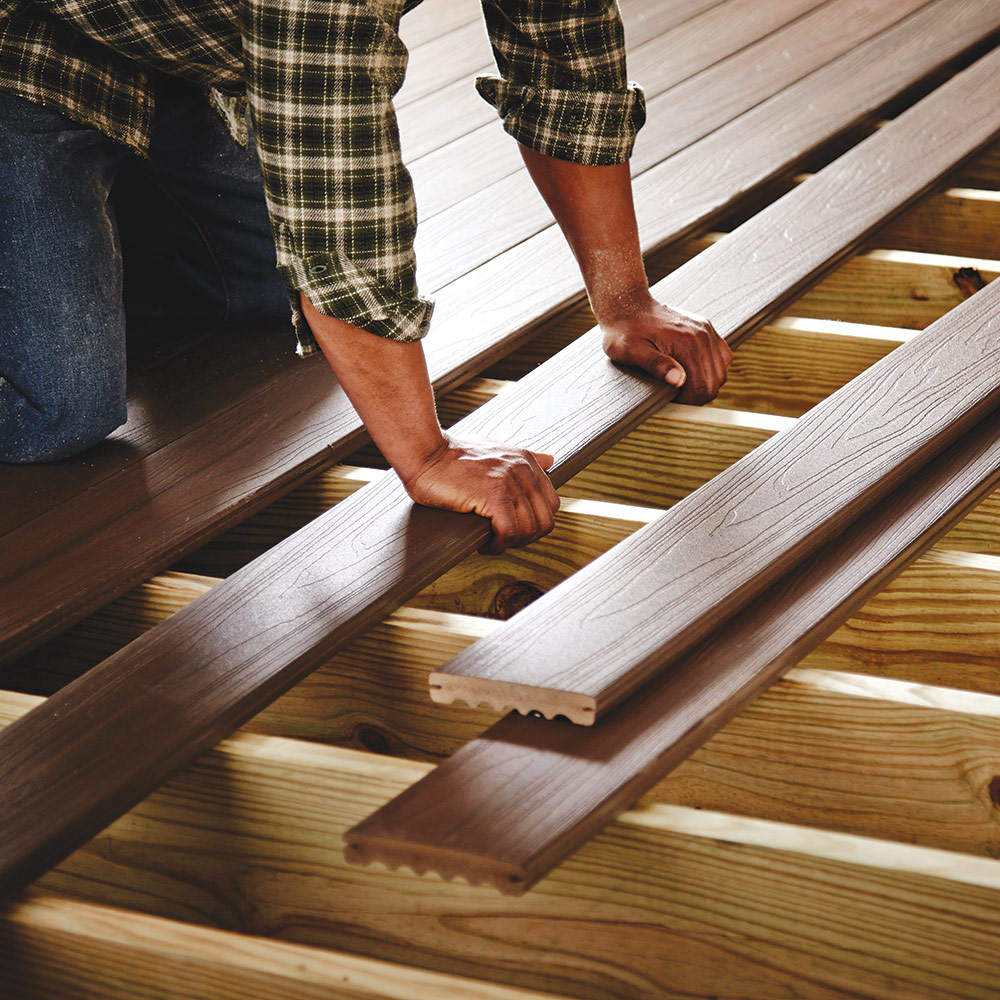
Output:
[
  {"xmin": 528, "ymin": 450, "xmax": 555, "ymax": 471},
  {"xmin": 615, "ymin": 338, "xmax": 686, "ymax": 387}
]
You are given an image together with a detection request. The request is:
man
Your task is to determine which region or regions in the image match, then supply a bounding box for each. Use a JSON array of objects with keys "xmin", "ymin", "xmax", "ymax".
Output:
[{"xmin": 0, "ymin": 0, "xmax": 732, "ymax": 552}]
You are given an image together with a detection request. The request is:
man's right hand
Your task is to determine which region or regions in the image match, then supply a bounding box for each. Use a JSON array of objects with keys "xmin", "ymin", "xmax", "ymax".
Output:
[
  {"xmin": 401, "ymin": 433, "xmax": 560, "ymax": 555},
  {"xmin": 302, "ymin": 297, "xmax": 559, "ymax": 554}
]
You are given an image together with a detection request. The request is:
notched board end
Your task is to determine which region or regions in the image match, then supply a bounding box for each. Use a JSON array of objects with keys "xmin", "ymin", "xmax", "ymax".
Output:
[
  {"xmin": 343, "ymin": 835, "xmax": 531, "ymax": 896},
  {"xmin": 427, "ymin": 672, "xmax": 597, "ymax": 726}
]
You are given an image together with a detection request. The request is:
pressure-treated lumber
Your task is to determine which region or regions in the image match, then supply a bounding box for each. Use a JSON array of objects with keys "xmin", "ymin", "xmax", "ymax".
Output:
[
  {"xmin": 953, "ymin": 142, "xmax": 1000, "ymax": 189},
  {"xmin": 658, "ymin": 664, "xmax": 1000, "ymax": 856},
  {"xmin": 861, "ymin": 187, "xmax": 1000, "ymax": 260},
  {"xmin": 3, "ymin": 666, "xmax": 1000, "ymax": 875},
  {"xmin": 347, "ymin": 407, "xmax": 1000, "ymax": 892},
  {"xmin": 0, "ymin": 690, "xmax": 997, "ymax": 999},
  {"xmin": 4, "ymin": 51, "xmax": 1000, "ymax": 898},
  {"xmin": 3, "ymin": 572, "xmax": 218, "ymax": 695},
  {"xmin": 804, "ymin": 548, "xmax": 1000, "ymax": 694},
  {"xmin": 648, "ymin": 232, "xmax": 1000, "ymax": 332},
  {"xmin": 2, "ymin": 0, "xmax": 995, "ymax": 667},
  {"xmin": 26, "ymin": 732, "xmax": 1000, "ymax": 1000},
  {"xmin": 714, "ymin": 317, "xmax": 907, "ymax": 416},
  {"xmin": 0, "ymin": 892, "xmax": 570, "ymax": 1000}
]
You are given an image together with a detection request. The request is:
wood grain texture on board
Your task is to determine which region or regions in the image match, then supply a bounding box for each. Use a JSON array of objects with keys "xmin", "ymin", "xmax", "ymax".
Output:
[
  {"xmin": 430, "ymin": 51, "xmax": 1000, "ymax": 719},
  {"xmin": 3, "ymin": 48, "xmax": 1000, "ymax": 898},
  {"xmin": 2, "ymin": 0, "xmax": 995, "ymax": 666},
  {"xmin": 397, "ymin": 0, "xmax": 724, "ymax": 162},
  {"xmin": 408, "ymin": 0, "xmax": 747, "ymax": 216},
  {"xmin": 0, "ymin": 684, "xmax": 996, "ymax": 1000},
  {"xmin": 0, "ymin": 892, "xmax": 571, "ymax": 1000},
  {"xmin": 348, "ymin": 408, "xmax": 1000, "ymax": 893}
]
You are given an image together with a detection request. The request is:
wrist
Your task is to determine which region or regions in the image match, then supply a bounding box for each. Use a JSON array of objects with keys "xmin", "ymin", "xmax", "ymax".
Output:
[
  {"xmin": 387, "ymin": 425, "xmax": 450, "ymax": 489},
  {"xmin": 589, "ymin": 282, "xmax": 656, "ymax": 328}
]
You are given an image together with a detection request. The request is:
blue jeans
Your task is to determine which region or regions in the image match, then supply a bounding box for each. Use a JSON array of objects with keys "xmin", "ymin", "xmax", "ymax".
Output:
[{"xmin": 0, "ymin": 75, "xmax": 289, "ymax": 463}]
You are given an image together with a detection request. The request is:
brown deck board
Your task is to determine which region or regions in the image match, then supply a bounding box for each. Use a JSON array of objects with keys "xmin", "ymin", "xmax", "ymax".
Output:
[
  {"xmin": 4, "ymin": 2, "xmax": 1000, "ymax": 995},
  {"xmin": 430, "ymin": 51, "xmax": 1000, "ymax": 719},
  {"xmin": 346, "ymin": 408, "xmax": 1000, "ymax": 892},
  {"xmin": 2, "ymin": 50, "xmax": 998, "ymax": 897}
]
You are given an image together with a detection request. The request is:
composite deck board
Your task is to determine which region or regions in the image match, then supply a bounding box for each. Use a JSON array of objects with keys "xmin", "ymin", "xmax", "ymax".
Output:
[
  {"xmin": 406, "ymin": 0, "xmax": 732, "ymax": 213},
  {"xmin": 3, "ymin": 54, "xmax": 999, "ymax": 896},
  {"xmin": 3, "ymin": 4, "xmax": 1000, "ymax": 997},
  {"xmin": 395, "ymin": 0, "xmax": 482, "ymax": 51},
  {"xmin": 396, "ymin": 0, "xmax": 726, "ymax": 161},
  {"xmin": 433, "ymin": 302, "xmax": 1000, "ymax": 717},
  {"xmin": 346, "ymin": 408, "xmax": 1000, "ymax": 891},
  {"xmin": 4, "ymin": 0, "xmax": 990, "ymax": 667},
  {"xmin": 431, "ymin": 54, "xmax": 1000, "ymax": 719}
]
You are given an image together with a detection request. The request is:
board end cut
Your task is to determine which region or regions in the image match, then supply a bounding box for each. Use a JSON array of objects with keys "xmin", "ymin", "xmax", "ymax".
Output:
[
  {"xmin": 427, "ymin": 673, "xmax": 598, "ymax": 726},
  {"xmin": 344, "ymin": 834, "xmax": 531, "ymax": 896}
]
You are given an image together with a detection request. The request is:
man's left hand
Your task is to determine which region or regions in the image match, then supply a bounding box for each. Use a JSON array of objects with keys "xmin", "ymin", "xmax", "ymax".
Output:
[{"xmin": 601, "ymin": 297, "xmax": 732, "ymax": 405}]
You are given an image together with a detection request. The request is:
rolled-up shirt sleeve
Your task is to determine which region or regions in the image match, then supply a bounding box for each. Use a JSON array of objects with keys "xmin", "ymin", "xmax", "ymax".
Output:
[
  {"xmin": 476, "ymin": 0, "xmax": 645, "ymax": 166},
  {"xmin": 240, "ymin": 0, "xmax": 433, "ymax": 355}
]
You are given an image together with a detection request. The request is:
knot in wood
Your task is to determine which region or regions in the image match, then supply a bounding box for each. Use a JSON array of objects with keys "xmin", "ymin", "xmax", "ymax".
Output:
[{"xmin": 490, "ymin": 581, "xmax": 545, "ymax": 620}]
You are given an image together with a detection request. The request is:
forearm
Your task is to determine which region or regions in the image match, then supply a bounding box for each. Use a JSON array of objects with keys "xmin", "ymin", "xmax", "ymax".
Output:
[
  {"xmin": 521, "ymin": 143, "xmax": 732, "ymax": 402},
  {"xmin": 518, "ymin": 146, "xmax": 651, "ymax": 322},
  {"xmin": 301, "ymin": 292, "xmax": 559, "ymax": 553},
  {"xmin": 300, "ymin": 293, "xmax": 445, "ymax": 484}
]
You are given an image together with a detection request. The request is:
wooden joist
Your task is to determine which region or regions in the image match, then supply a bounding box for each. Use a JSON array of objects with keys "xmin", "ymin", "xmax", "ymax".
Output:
[
  {"xmin": 1, "ymin": 691, "xmax": 999, "ymax": 1000},
  {"xmin": 0, "ymin": 892, "xmax": 569, "ymax": 1000},
  {"xmin": 3, "ymin": 47, "xmax": 1000, "ymax": 898},
  {"xmin": 346, "ymin": 408, "xmax": 1000, "ymax": 891},
  {"xmin": 2, "ymin": 0, "xmax": 996, "ymax": 665}
]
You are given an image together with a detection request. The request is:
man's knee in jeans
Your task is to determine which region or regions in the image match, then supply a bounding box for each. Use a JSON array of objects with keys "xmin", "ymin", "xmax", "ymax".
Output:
[
  {"xmin": 0, "ymin": 92, "xmax": 130, "ymax": 464},
  {"xmin": 0, "ymin": 371, "xmax": 127, "ymax": 464},
  {"xmin": 0, "ymin": 281, "xmax": 128, "ymax": 463}
]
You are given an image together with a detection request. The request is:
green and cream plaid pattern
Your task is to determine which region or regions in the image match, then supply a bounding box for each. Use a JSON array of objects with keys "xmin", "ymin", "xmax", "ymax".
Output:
[{"xmin": 0, "ymin": 1, "xmax": 645, "ymax": 353}]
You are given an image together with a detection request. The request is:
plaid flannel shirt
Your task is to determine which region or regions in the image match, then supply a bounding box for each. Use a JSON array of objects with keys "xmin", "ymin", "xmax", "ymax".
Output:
[{"xmin": 0, "ymin": 1, "xmax": 646, "ymax": 355}]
